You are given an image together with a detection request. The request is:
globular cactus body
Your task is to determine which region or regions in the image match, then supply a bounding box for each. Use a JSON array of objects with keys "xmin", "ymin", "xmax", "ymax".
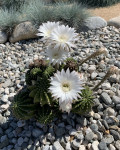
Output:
[{"xmin": 12, "ymin": 89, "xmax": 36, "ymax": 120}]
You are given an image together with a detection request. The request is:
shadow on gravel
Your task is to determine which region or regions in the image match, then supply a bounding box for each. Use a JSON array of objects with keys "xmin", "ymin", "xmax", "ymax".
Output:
[{"xmin": 0, "ymin": 97, "xmax": 90, "ymax": 150}]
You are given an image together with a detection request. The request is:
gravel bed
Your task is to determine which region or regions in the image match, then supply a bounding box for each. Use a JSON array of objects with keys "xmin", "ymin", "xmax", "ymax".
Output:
[{"xmin": 0, "ymin": 26, "xmax": 120, "ymax": 150}]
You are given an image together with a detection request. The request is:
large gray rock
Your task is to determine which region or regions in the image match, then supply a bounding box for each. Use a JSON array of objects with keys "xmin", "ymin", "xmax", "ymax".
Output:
[
  {"xmin": 81, "ymin": 16, "xmax": 107, "ymax": 31},
  {"xmin": 108, "ymin": 16, "xmax": 120, "ymax": 28},
  {"xmin": 0, "ymin": 31, "xmax": 7, "ymax": 44},
  {"xmin": 9, "ymin": 21, "xmax": 38, "ymax": 43}
]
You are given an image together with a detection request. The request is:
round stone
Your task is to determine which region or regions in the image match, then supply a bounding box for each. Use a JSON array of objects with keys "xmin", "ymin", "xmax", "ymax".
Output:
[
  {"xmin": 17, "ymin": 120, "xmax": 26, "ymax": 127},
  {"xmin": 85, "ymin": 132, "xmax": 94, "ymax": 141},
  {"xmin": 17, "ymin": 137, "xmax": 24, "ymax": 146},
  {"xmin": 90, "ymin": 124, "xmax": 98, "ymax": 132},
  {"xmin": 98, "ymin": 141, "xmax": 108, "ymax": 150}
]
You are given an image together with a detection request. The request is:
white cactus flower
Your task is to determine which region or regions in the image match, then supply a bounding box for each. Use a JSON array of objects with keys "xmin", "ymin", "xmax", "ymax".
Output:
[
  {"xmin": 49, "ymin": 69, "xmax": 84, "ymax": 105},
  {"xmin": 50, "ymin": 25, "xmax": 79, "ymax": 51}
]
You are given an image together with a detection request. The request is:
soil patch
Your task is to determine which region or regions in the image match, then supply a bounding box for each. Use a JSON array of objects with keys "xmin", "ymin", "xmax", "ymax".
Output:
[{"xmin": 89, "ymin": 3, "xmax": 120, "ymax": 21}]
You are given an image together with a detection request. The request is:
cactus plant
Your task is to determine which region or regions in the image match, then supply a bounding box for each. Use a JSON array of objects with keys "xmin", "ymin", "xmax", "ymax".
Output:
[
  {"xmin": 72, "ymin": 87, "xmax": 94, "ymax": 114},
  {"xmin": 28, "ymin": 76, "xmax": 52, "ymax": 105},
  {"xmin": 11, "ymin": 88, "xmax": 37, "ymax": 120},
  {"xmin": 36, "ymin": 103, "xmax": 60, "ymax": 124},
  {"xmin": 25, "ymin": 59, "xmax": 55, "ymax": 86}
]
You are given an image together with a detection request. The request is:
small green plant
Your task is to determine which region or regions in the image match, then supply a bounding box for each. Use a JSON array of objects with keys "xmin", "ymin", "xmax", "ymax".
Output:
[{"xmin": 72, "ymin": 87, "xmax": 94, "ymax": 114}]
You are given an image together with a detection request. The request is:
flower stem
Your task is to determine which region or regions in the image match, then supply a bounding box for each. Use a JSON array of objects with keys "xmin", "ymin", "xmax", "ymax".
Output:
[
  {"xmin": 79, "ymin": 47, "xmax": 107, "ymax": 66},
  {"xmin": 93, "ymin": 66, "xmax": 119, "ymax": 91}
]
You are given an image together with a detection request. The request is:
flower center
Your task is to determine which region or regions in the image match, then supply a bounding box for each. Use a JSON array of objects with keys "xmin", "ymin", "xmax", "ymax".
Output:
[
  {"xmin": 62, "ymin": 83, "xmax": 71, "ymax": 92},
  {"xmin": 53, "ymin": 53, "xmax": 59, "ymax": 59},
  {"xmin": 59, "ymin": 35, "xmax": 68, "ymax": 43},
  {"xmin": 46, "ymin": 30, "xmax": 51, "ymax": 36}
]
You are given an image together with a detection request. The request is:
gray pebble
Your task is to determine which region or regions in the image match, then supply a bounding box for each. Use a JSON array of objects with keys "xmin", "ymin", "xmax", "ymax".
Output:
[
  {"xmin": 109, "ymin": 144, "xmax": 116, "ymax": 150},
  {"xmin": 55, "ymin": 127, "xmax": 65, "ymax": 137},
  {"xmin": 104, "ymin": 107, "xmax": 116, "ymax": 116},
  {"xmin": 1, "ymin": 95, "xmax": 8, "ymax": 102},
  {"xmin": 101, "ymin": 92, "xmax": 112, "ymax": 105},
  {"xmin": 112, "ymin": 96, "xmax": 120, "ymax": 104},
  {"xmin": 98, "ymin": 141, "xmax": 108, "ymax": 150},
  {"xmin": 96, "ymin": 131, "xmax": 103, "ymax": 140},
  {"xmin": 110, "ymin": 130, "xmax": 120, "ymax": 140},
  {"xmin": 42, "ymin": 145, "xmax": 50, "ymax": 150},
  {"xmin": 102, "ymin": 120, "xmax": 109, "ymax": 130},
  {"xmin": 103, "ymin": 135, "xmax": 114, "ymax": 144},
  {"xmin": 17, "ymin": 137, "xmax": 24, "ymax": 146},
  {"xmin": 32, "ymin": 128, "xmax": 44, "ymax": 138},
  {"xmin": 115, "ymin": 140, "xmax": 120, "ymax": 150},
  {"xmin": 116, "ymin": 104, "xmax": 120, "ymax": 110},
  {"xmin": 17, "ymin": 120, "xmax": 26, "ymax": 127},
  {"xmin": 90, "ymin": 124, "xmax": 98, "ymax": 132},
  {"xmin": 85, "ymin": 131, "xmax": 94, "ymax": 141},
  {"xmin": 72, "ymin": 139, "xmax": 81, "ymax": 150},
  {"xmin": 1, "ymin": 135, "xmax": 7, "ymax": 142},
  {"xmin": 76, "ymin": 132, "xmax": 84, "ymax": 140},
  {"xmin": 53, "ymin": 141, "xmax": 64, "ymax": 150},
  {"xmin": 0, "ymin": 114, "xmax": 7, "ymax": 125},
  {"xmin": 2, "ymin": 79, "xmax": 12, "ymax": 88},
  {"xmin": 69, "ymin": 129, "xmax": 77, "ymax": 136},
  {"xmin": 46, "ymin": 132, "xmax": 55, "ymax": 143}
]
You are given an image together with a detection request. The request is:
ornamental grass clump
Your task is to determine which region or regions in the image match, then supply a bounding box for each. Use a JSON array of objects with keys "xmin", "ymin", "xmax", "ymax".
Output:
[
  {"xmin": 0, "ymin": 8, "xmax": 20, "ymax": 32},
  {"xmin": 0, "ymin": 0, "xmax": 90, "ymax": 33},
  {"xmin": 11, "ymin": 21, "xmax": 119, "ymax": 124}
]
